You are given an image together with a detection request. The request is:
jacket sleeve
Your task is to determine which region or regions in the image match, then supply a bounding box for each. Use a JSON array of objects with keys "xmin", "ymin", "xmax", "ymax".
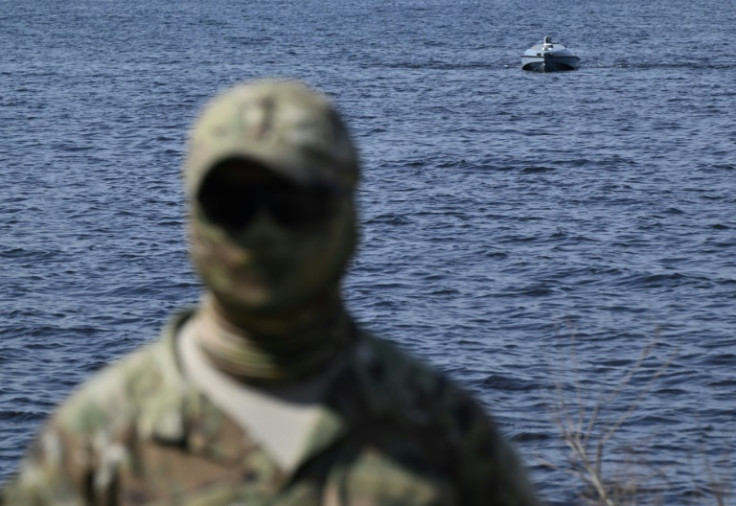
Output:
[
  {"xmin": 1, "ymin": 353, "xmax": 150, "ymax": 506},
  {"xmin": 451, "ymin": 392, "xmax": 540, "ymax": 506},
  {"xmin": 1, "ymin": 418, "xmax": 98, "ymax": 506}
]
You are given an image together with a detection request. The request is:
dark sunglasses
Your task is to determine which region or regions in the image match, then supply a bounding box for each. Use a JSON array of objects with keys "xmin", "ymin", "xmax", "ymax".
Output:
[{"xmin": 198, "ymin": 173, "xmax": 344, "ymax": 231}]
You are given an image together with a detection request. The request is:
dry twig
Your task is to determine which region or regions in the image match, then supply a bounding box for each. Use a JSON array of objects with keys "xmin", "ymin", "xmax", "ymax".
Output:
[{"xmin": 549, "ymin": 326, "xmax": 677, "ymax": 505}]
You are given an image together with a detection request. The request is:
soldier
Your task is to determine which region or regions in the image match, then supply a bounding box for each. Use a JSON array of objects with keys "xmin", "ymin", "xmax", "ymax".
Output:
[{"xmin": 2, "ymin": 79, "xmax": 539, "ymax": 505}]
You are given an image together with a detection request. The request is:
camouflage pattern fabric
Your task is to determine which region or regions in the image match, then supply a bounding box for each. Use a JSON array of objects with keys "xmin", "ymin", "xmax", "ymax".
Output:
[
  {"xmin": 183, "ymin": 79, "xmax": 359, "ymax": 195},
  {"xmin": 2, "ymin": 311, "xmax": 539, "ymax": 505}
]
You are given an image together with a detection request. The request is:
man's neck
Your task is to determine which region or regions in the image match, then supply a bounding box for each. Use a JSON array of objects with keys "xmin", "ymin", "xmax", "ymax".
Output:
[
  {"xmin": 206, "ymin": 287, "xmax": 344, "ymax": 338},
  {"xmin": 193, "ymin": 289, "xmax": 355, "ymax": 384}
]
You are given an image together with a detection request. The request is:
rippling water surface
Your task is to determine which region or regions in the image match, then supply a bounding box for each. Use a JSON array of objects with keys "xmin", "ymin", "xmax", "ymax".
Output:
[{"xmin": 1, "ymin": 0, "xmax": 735, "ymax": 502}]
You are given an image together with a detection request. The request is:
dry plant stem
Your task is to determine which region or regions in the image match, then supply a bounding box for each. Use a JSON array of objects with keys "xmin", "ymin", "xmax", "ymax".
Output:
[
  {"xmin": 702, "ymin": 444, "xmax": 731, "ymax": 506},
  {"xmin": 553, "ymin": 326, "xmax": 678, "ymax": 506},
  {"xmin": 596, "ymin": 350, "xmax": 675, "ymax": 474},
  {"xmin": 584, "ymin": 330, "xmax": 661, "ymax": 453},
  {"xmin": 563, "ymin": 429, "xmax": 614, "ymax": 505},
  {"xmin": 553, "ymin": 328, "xmax": 615, "ymax": 505}
]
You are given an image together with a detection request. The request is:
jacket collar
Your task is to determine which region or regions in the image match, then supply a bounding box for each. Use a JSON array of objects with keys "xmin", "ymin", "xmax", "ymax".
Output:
[{"xmin": 138, "ymin": 311, "xmax": 413, "ymax": 478}]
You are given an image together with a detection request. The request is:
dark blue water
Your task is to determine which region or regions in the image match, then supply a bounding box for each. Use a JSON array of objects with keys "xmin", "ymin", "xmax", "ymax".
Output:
[{"xmin": 2, "ymin": 0, "xmax": 735, "ymax": 502}]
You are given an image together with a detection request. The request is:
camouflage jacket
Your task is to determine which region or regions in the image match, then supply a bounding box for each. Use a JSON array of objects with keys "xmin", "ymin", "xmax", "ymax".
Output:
[{"xmin": 2, "ymin": 311, "xmax": 538, "ymax": 506}]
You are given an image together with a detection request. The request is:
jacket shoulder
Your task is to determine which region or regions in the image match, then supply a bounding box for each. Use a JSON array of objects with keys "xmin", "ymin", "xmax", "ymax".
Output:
[
  {"xmin": 352, "ymin": 332, "xmax": 495, "ymax": 451},
  {"xmin": 1, "ymin": 321, "xmax": 186, "ymax": 506},
  {"xmin": 352, "ymin": 333, "xmax": 539, "ymax": 505},
  {"xmin": 56, "ymin": 340, "xmax": 173, "ymax": 435},
  {"xmin": 55, "ymin": 313, "xmax": 190, "ymax": 439}
]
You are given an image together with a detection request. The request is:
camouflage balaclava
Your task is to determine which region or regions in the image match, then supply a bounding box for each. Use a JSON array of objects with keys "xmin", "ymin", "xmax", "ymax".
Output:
[{"xmin": 184, "ymin": 79, "xmax": 360, "ymax": 383}]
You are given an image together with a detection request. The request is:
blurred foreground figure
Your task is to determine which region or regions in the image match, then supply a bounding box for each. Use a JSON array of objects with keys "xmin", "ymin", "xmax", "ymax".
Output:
[{"xmin": 2, "ymin": 80, "xmax": 538, "ymax": 505}]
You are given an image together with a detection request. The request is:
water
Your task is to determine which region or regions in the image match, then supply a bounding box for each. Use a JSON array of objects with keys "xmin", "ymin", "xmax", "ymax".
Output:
[{"xmin": 1, "ymin": 0, "xmax": 735, "ymax": 502}]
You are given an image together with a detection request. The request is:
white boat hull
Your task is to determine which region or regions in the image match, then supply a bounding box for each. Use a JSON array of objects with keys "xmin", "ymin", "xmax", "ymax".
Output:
[{"xmin": 521, "ymin": 38, "xmax": 580, "ymax": 72}]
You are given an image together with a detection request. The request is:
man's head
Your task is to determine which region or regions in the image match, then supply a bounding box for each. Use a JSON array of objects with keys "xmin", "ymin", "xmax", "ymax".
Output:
[{"xmin": 184, "ymin": 80, "xmax": 359, "ymax": 317}]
